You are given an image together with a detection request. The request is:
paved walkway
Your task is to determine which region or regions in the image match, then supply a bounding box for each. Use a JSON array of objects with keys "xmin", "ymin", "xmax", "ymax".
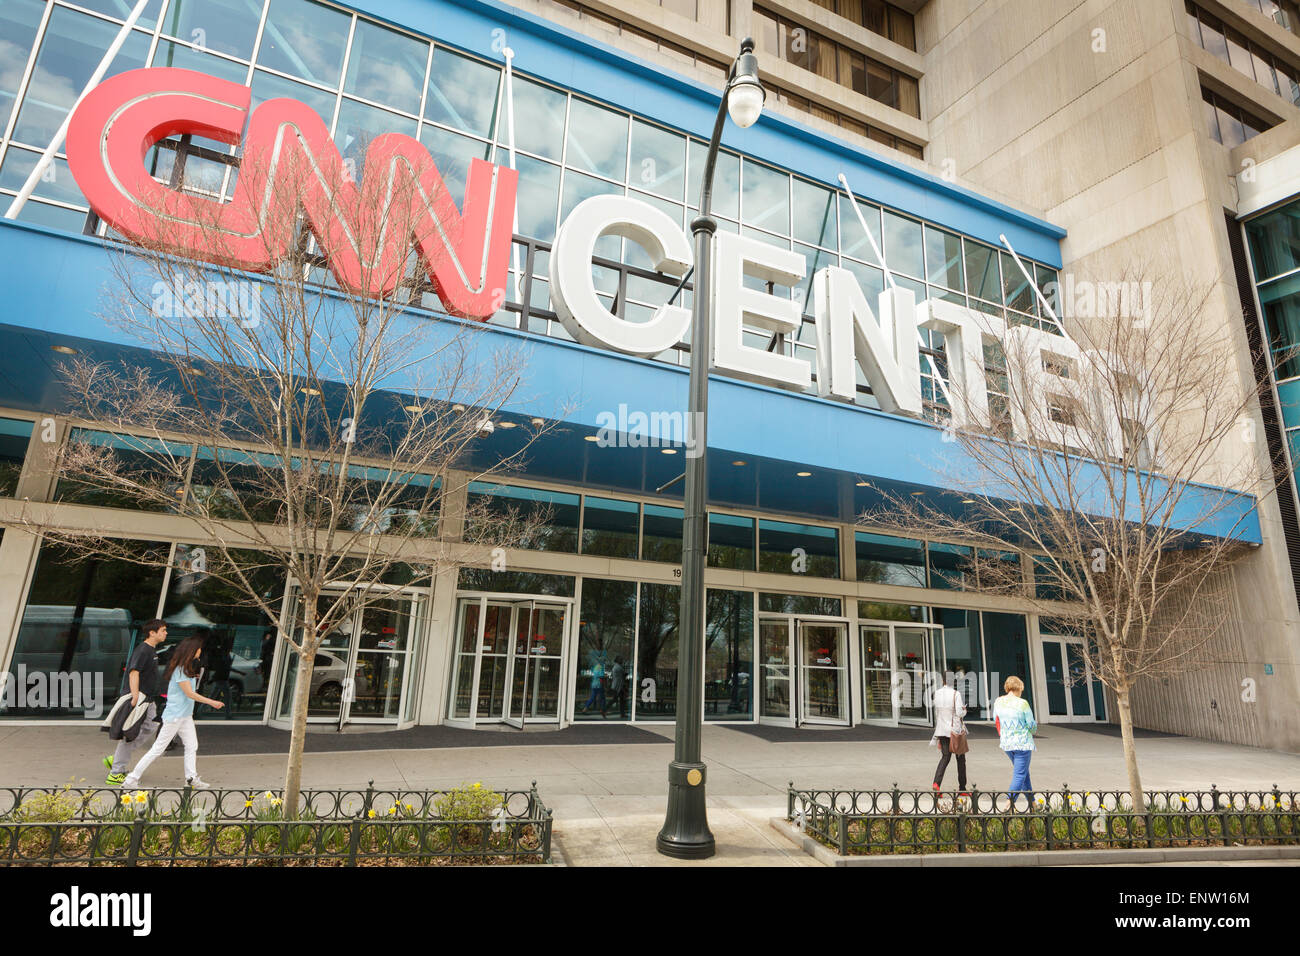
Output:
[{"xmin": 2, "ymin": 722, "xmax": 1297, "ymax": 865}]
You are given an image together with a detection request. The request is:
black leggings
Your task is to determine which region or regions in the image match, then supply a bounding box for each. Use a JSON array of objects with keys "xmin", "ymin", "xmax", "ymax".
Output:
[{"xmin": 933, "ymin": 736, "xmax": 967, "ymax": 790}]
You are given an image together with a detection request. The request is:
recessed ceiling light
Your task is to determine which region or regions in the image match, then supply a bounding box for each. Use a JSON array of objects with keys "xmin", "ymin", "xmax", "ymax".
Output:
[
  {"xmin": 662, "ymin": 448, "xmax": 678, "ymax": 454},
  {"xmin": 50, "ymin": 345, "xmax": 77, "ymax": 355},
  {"xmin": 856, "ymin": 480, "xmax": 870, "ymax": 487},
  {"xmin": 584, "ymin": 435, "xmax": 600, "ymax": 442},
  {"xmin": 796, "ymin": 471, "xmax": 811, "ymax": 477},
  {"xmin": 961, "ymin": 498, "xmax": 976, "ymax": 504},
  {"xmin": 530, "ymin": 417, "xmax": 544, "ymax": 426},
  {"xmin": 185, "ymin": 367, "xmax": 205, "ymax": 377},
  {"xmin": 911, "ymin": 491, "xmax": 925, "ymax": 496},
  {"xmin": 731, "ymin": 460, "xmax": 746, "ymax": 466},
  {"xmin": 452, "ymin": 403, "xmax": 465, "ymax": 413},
  {"xmin": 299, "ymin": 387, "xmax": 321, "ymax": 396},
  {"xmin": 403, "ymin": 404, "xmax": 424, "ymax": 414},
  {"xmin": 497, "ymin": 421, "xmax": 517, "ymax": 429}
]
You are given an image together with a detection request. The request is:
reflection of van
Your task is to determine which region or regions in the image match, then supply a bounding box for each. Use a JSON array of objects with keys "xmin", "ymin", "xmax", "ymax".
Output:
[{"xmin": 11, "ymin": 606, "xmax": 134, "ymax": 687}]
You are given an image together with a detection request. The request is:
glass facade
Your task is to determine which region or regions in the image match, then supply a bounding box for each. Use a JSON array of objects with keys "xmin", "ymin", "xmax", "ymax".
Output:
[
  {"xmin": 1246, "ymin": 199, "xmax": 1300, "ymax": 476},
  {"xmin": 0, "ymin": 0, "xmax": 1060, "ymax": 417},
  {"xmin": 1188, "ymin": 1, "xmax": 1300, "ymax": 104}
]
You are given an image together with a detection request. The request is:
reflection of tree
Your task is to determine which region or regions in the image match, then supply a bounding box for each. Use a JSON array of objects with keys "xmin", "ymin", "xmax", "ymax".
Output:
[
  {"xmin": 704, "ymin": 589, "xmax": 749, "ymax": 715},
  {"xmin": 637, "ymin": 584, "xmax": 678, "ymax": 714}
]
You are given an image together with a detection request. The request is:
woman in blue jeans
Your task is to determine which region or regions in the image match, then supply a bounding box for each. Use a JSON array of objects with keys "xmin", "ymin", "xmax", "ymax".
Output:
[{"xmin": 993, "ymin": 675, "xmax": 1037, "ymax": 808}]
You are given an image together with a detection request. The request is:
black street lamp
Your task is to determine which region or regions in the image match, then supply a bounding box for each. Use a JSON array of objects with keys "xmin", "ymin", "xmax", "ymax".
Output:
[{"xmin": 657, "ymin": 38, "xmax": 764, "ymax": 860}]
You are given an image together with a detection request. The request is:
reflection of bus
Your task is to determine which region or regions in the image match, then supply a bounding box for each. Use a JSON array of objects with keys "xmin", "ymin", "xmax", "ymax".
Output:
[{"xmin": 11, "ymin": 606, "xmax": 135, "ymax": 689}]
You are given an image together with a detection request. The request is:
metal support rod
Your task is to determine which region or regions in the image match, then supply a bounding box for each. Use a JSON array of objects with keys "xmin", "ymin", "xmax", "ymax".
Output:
[
  {"xmin": 999, "ymin": 232, "xmax": 1062, "ymax": 330},
  {"xmin": 838, "ymin": 173, "xmax": 955, "ymax": 409},
  {"xmin": 503, "ymin": 48, "xmax": 521, "ymax": 304},
  {"xmin": 5, "ymin": 0, "xmax": 151, "ymax": 221}
]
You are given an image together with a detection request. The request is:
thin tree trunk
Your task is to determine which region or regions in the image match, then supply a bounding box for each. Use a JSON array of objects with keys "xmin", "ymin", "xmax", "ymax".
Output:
[
  {"xmin": 284, "ymin": 604, "xmax": 317, "ymax": 819},
  {"xmin": 1115, "ymin": 689, "xmax": 1146, "ymax": 813}
]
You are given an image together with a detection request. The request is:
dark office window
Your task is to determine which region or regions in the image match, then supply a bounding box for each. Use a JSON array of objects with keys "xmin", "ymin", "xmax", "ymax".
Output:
[
  {"xmin": 0, "ymin": 417, "xmax": 33, "ymax": 496},
  {"xmin": 708, "ymin": 513, "xmax": 756, "ymax": 570},
  {"xmin": 704, "ymin": 588, "xmax": 754, "ymax": 720},
  {"xmin": 983, "ymin": 611, "xmax": 1032, "ymax": 708},
  {"xmin": 575, "ymin": 577, "xmax": 636, "ymax": 720},
  {"xmin": 581, "ymin": 496, "xmax": 640, "ymax": 559},
  {"xmin": 466, "ymin": 482, "xmax": 580, "ymax": 553},
  {"xmin": 856, "ymin": 531, "xmax": 926, "ymax": 586},
  {"xmin": 758, "ymin": 520, "xmax": 839, "ymax": 578},
  {"xmin": 642, "ymin": 504, "xmax": 684, "ymax": 563},
  {"xmin": 55, "ymin": 429, "xmax": 192, "ymax": 512},
  {"xmin": 635, "ymin": 582, "xmax": 680, "ymax": 720}
]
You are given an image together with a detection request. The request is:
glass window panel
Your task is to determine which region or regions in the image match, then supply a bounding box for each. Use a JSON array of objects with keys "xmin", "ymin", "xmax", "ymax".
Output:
[
  {"xmin": 425, "ymin": 46, "xmax": 500, "ymax": 138},
  {"xmin": 465, "ymin": 482, "xmax": 579, "ymax": 552},
  {"xmin": 0, "ymin": 147, "xmax": 84, "ymax": 207},
  {"xmin": 257, "ymin": 0, "xmax": 350, "ymax": 88},
  {"xmin": 0, "ymin": 0, "xmax": 45, "ymax": 134},
  {"xmin": 708, "ymin": 512, "xmax": 755, "ymax": 570},
  {"xmin": 9, "ymin": 199, "xmax": 87, "ymax": 232},
  {"xmin": 161, "ymin": 548, "xmax": 283, "ymax": 720},
  {"xmin": 1036, "ymin": 263, "xmax": 1060, "ymax": 325},
  {"xmin": 964, "ymin": 239, "xmax": 1001, "ymax": 302},
  {"xmin": 635, "ymin": 583, "xmax": 679, "ymax": 719},
  {"xmin": 925, "ymin": 225, "xmax": 964, "ymax": 291},
  {"xmin": 855, "ymin": 530, "xmax": 925, "ymax": 586},
  {"xmin": 565, "ymin": 96, "xmax": 628, "ymax": 181},
  {"xmin": 334, "ymin": 98, "xmax": 418, "ymax": 177},
  {"xmin": 158, "ymin": 0, "xmax": 260, "ymax": 60},
  {"xmin": 758, "ymin": 519, "xmax": 839, "ymax": 578},
  {"xmin": 456, "ymin": 567, "xmax": 575, "ymax": 595},
  {"xmin": 761, "ymin": 592, "xmax": 841, "ymax": 615},
  {"xmin": 705, "ymin": 588, "xmax": 753, "ymax": 720},
  {"xmin": 1000, "ymin": 251, "xmax": 1036, "ymax": 313},
  {"xmin": 249, "ymin": 69, "xmax": 336, "ymax": 127},
  {"xmin": 419, "ymin": 124, "xmax": 490, "ymax": 204},
  {"xmin": 931, "ymin": 606, "xmax": 984, "ymax": 716},
  {"xmin": 0, "ymin": 417, "xmax": 34, "ymax": 496},
  {"xmin": 510, "ymin": 77, "xmax": 567, "ymax": 161},
  {"xmin": 1225, "ymin": 28, "xmax": 1256, "ymax": 81},
  {"xmin": 344, "ymin": 19, "xmax": 428, "ymax": 115},
  {"xmin": 1257, "ymin": 272, "xmax": 1300, "ymax": 379},
  {"xmin": 983, "ymin": 611, "xmax": 1032, "ymax": 707},
  {"xmin": 1199, "ymin": 12, "xmax": 1229, "ymax": 60},
  {"xmin": 55, "ymin": 429, "xmax": 191, "ymax": 511},
  {"xmin": 576, "ymin": 578, "xmax": 635, "ymax": 719},
  {"xmin": 1247, "ymin": 202, "xmax": 1300, "ymax": 281},
  {"xmin": 581, "ymin": 496, "xmax": 639, "ymax": 558},
  {"xmin": 687, "ymin": 140, "xmax": 739, "ymax": 218},
  {"xmin": 882, "ymin": 210, "xmax": 924, "ymax": 279},
  {"xmin": 642, "ymin": 503, "xmax": 684, "ymax": 562},
  {"xmin": 840, "ymin": 258, "xmax": 885, "ymax": 306},
  {"xmin": 188, "ymin": 446, "xmax": 289, "ymax": 522},
  {"xmin": 1216, "ymin": 100, "xmax": 1246, "ymax": 148},
  {"xmin": 66, "ymin": 0, "xmax": 164, "ymax": 26},
  {"xmin": 857, "ymin": 599, "xmax": 925, "ymax": 621},
  {"xmin": 12, "ymin": 8, "xmax": 151, "ymax": 147},
  {"xmin": 927, "ymin": 541, "xmax": 973, "ymax": 590},
  {"xmin": 742, "ymin": 159, "xmax": 790, "ymax": 235},
  {"xmin": 514, "ymin": 155, "xmax": 561, "ymax": 242},
  {"xmin": 151, "ymin": 39, "xmax": 249, "ymax": 82},
  {"xmin": 839, "ymin": 196, "xmax": 882, "ymax": 263},
  {"xmin": 792, "ymin": 178, "xmax": 837, "ymax": 248},
  {"xmin": 629, "ymin": 119, "xmax": 685, "ymax": 201},
  {"xmin": 9, "ymin": 541, "xmax": 168, "ymax": 717}
]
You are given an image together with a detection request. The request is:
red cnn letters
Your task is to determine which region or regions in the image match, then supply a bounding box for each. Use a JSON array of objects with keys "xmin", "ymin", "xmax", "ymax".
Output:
[{"xmin": 66, "ymin": 68, "xmax": 518, "ymax": 320}]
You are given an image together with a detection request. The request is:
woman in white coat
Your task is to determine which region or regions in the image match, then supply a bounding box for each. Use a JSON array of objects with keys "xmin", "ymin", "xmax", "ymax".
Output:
[{"xmin": 930, "ymin": 678, "xmax": 969, "ymax": 795}]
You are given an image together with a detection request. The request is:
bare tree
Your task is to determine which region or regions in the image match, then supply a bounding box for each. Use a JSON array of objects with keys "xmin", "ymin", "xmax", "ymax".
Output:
[
  {"xmin": 14, "ymin": 140, "xmax": 562, "ymax": 813},
  {"xmin": 861, "ymin": 263, "xmax": 1284, "ymax": 811}
]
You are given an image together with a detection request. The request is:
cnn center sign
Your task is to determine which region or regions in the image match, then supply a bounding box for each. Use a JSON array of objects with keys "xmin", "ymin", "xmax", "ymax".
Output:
[{"xmin": 65, "ymin": 68, "xmax": 1121, "ymax": 453}]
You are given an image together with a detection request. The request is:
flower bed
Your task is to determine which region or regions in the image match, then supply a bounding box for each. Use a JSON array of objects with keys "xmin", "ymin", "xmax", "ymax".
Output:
[
  {"xmin": 0, "ymin": 781, "xmax": 552, "ymax": 866},
  {"xmin": 787, "ymin": 783, "xmax": 1299, "ymax": 856}
]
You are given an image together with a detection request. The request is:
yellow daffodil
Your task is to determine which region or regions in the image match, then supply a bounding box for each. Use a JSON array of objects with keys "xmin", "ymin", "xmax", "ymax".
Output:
[
  {"xmin": 386, "ymin": 806, "xmax": 396, "ymax": 815},
  {"xmin": 134, "ymin": 792, "xmax": 147, "ymax": 804},
  {"xmin": 405, "ymin": 803, "xmax": 413, "ymax": 813},
  {"xmin": 262, "ymin": 791, "xmax": 274, "ymax": 800},
  {"xmin": 120, "ymin": 795, "xmax": 131, "ymax": 806},
  {"xmin": 244, "ymin": 799, "xmax": 253, "ymax": 809},
  {"xmin": 367, "ymin": 809, "xmax": 376, "ymax": 819},
  {"xmin": 270, "ymin": 797, "xmax": 282, "ymax": 807}
]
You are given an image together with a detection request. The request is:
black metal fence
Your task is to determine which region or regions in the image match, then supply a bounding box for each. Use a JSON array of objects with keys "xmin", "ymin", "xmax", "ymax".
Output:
[
  {"xmin": 0, "ymin": 781, "xmax": 552, "ymax": 866},
  {"xmin": 787, "ymin": 783, "xmax": 1300, "ymax": 856}
]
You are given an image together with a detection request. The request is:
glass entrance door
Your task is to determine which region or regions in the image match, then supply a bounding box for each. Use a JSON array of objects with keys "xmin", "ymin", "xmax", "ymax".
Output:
[
  {"xmin": 758, "ymin": 618, "xmax": 795, "ymax": 726},
  {"xmin": 798, "ymin": 621, "xmax": 848, "ymax": 724},
  {"xmin": 1041, "ymin": 637, "xmax": 1094, "ymax": 721},
  {"xmin": 275, "ymin": 588, "xmax": 424, "ymax": 727},
  {"xmin": 449, "ymin": 596, "xmax": 570, "ymax": 725},
  {"xmin": 859, "ymin": 622, "xmax": 945, "ymax": 726}
]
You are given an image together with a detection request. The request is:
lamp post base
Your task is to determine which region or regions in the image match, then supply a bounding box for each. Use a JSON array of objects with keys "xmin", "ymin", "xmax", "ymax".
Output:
[{"xmin": 656, "ymin": 761, "xmax": 715, "ymax": 859}]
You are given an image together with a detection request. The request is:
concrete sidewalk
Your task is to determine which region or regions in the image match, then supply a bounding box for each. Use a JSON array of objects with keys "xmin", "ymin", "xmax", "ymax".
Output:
[{"xmin": 2, "ymin": 722, "xmax": 1297, "ymax": 865}]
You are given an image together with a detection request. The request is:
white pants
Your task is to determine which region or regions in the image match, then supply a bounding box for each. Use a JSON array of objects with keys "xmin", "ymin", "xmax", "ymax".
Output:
[{"xmin": 123, "ymin": 716, "xmax": 198, "ymax": 785}]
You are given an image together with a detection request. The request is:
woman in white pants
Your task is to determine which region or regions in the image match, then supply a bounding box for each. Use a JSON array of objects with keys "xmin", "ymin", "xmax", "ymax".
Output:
[{"xmin": 124, "ymin": 635, "xmax": 223, "ymax": 788}]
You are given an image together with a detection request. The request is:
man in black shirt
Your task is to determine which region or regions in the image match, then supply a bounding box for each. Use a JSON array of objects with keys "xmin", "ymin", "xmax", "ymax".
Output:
[{"xmin": 104, "ymin": 619, "xmax": 167, "ymax": 786}]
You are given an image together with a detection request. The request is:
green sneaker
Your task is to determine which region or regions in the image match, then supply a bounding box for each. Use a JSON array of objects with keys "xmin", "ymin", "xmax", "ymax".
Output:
[
  {"xmin": 102, "ymin": 755, "xmax": 113, "ymax": 771},
  {"xmin": 105, "ymin": 772, "xmax": 126, "ymax": 786}
]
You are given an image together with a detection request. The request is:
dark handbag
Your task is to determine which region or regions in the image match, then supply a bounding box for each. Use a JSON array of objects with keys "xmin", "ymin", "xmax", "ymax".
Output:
[{"xmin": 948, "ymin": 696, "xmax": 969, "ymax": 754}]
